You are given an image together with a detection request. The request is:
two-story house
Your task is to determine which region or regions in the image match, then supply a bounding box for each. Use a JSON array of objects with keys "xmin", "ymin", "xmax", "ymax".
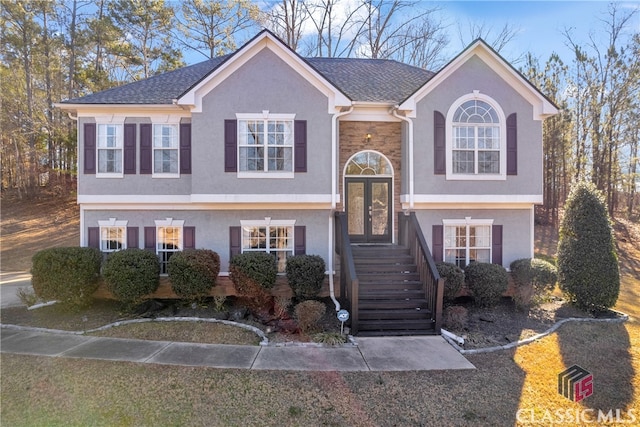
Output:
[{"xmin": 57, "ymin": 30, "xmax": 557, "ymax": 335}]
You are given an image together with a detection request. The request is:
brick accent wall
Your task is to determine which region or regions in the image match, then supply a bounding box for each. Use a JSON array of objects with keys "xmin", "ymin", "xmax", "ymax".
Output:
[{"xmin": 338, "ymin": 121, "xmax": 403, "ymax": 240}]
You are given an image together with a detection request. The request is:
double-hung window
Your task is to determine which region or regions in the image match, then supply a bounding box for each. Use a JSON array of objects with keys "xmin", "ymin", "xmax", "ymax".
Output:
[
  {"xmin": 240, "ymin": 220, "xmax": 295, "ymax": 272},
  {"xmin": 446, "ymin": 93, "xmax": 506, "ymax": 180},
  {"xmin": 153, "ymin": 124, "xmax": 179, "ymax": 176},
  {"xmin": 443, "ymin": 218, "xmax": 493, "ymax": 268},
  {"xmin": 155, "ymin": 219, "xmax": 184, "ymax": 274},
  {"xmin": 237, "ymin": 113, "xmax": 294, "ymax": 177},
  {"xmin": 97, "ymin": 124, "xmax": 123, "ymax": 176},
  {"xmin": 97, "ymin": 218, "xmax": 128, "ymax": 253}
]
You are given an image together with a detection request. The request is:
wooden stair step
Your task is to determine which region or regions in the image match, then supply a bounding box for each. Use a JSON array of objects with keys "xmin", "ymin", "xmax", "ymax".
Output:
[
  {"xmin": 356, "ymin": 329, "xmax": 437, "ymax": 337},
  {"xmin": 359, "ymin": 299, "xmax": 429, "ymax": 310},
  {"xmin": 359, "ymin": 289, "xmax": 425, "ymax": 299},
  {"xmin": 354, "ymin": 264, "xmax": 418, "ymax": 273},
  {"xmin": 353, "ymin": 256, "xmax": 414, "ymax": 264},
  {"xmin": 358, "ymin": 319, "xmax": 435, "ymax": 330},
  {"xmin": 359, "ymin": 309, "xmax": 432, "ymax": 320},
  {"xmin": 358, "ymin": 272, "xmax": 421, "ymax": 281},
  {"xmin": 359, "ymin": 282, "xmax": 423, "ymax": 291}
]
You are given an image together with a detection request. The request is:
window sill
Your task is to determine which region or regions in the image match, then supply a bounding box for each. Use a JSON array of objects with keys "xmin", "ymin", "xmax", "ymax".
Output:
[
  {"xmin": 152, "ymin": 173, "xmax": 180, "ymax": 179},
  {"xmin": 237, "ymin": 172, "xmax": 294, "ymax": 179},
  {"xmin": 96, "ymin": 173, "xmax": 124, "ymax": 179},
  {"xmin": 445, "ymin": 173, "xmax": 506, "ymax": 181}
]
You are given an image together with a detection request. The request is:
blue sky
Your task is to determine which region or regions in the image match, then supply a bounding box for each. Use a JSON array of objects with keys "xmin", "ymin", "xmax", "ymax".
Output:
[{"xmin": 434, "ymin": 1, "xmax": 639, "ymax": 66}]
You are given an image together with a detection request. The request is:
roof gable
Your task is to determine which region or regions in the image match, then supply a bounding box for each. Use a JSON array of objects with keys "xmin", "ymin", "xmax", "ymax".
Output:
[
  {"xmin": 177, "ymin": 30, "xmax": 351, "ymax": 113},
  {"xmin": 398, "ymin": 39, "xmax": 558, "ymax": 120}
]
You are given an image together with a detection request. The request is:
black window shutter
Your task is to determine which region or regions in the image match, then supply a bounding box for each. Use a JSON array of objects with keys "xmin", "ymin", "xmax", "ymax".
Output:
[
  {"xmin": 229, "ymin": 226, "xmax": 241, "ymax": 259},
  {"xmin": 84, "ymin": 123, "xmax": 96, "ymax": 174},
  {"xmin": 432, "ymin": 225, "xmax": 443, "ymax": 263},
  {"xmin": 507, "ymin": 113, "xmax": 517, "ymax": 175},
  {"xmin": 224, "ymin": 119, "xmax": 237, "ymax": 172},
  {"xmin": 140, "ymin": 123, "xmax": 152, "ymax": 174},
  {"xmin": 294, "ymin": 226, "xmax": 306, "ymax": 255},
  {"xmin": 492, "ymin": 225, "xmax": 503, "ymax": 265},
  {"xmin": 294, "ymin": 120, "xmax": 307, "ymax": 173},
  {"xmin": 184, "ymin": 226, "xmax": 196, "ymax": 249},
  {"xmin": 180, "ymin": 123, "xmax": 192, "ymax": 174},
  {"xmin": 144, "ymin": 226, "xmax": 156, "ymax": 252},
  {"xmin": 127, "ymin": 227, "xmax": 139, "ymax": 249},
  {"xmin": 123, "ymin": 123, "xmax": 136, "ymax": 174},
  {"xmin": 434, "ymin": 111, "xmax": 446, "ymax": 175},
  {"xmin": 88, "ymin": 227, "xmax": 99, "ymax": 249}
]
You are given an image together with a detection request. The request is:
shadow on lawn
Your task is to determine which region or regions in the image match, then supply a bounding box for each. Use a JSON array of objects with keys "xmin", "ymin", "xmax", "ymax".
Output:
[{"xmin": 557, "ymin": 320, "xmax": 635, "ymax": 415}]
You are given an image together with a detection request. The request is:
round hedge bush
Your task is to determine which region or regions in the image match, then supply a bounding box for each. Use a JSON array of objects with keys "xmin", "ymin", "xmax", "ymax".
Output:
[
  {"xmin": 168, "ymin": 249, "xmax": 220, "ymax": 301},
  {"xmin": 557, "ymin": 181, "xmax": 619, "ymax": 310},
  {"xmin": 285, "ymin": 254, "xmax": 326, "ymax": 300},
  {"xmin": 510, "ymin": 258, "xmax": 557, "ymax": 307},
  {"xmin": 436, "ymin": 262, "xmax": 465, "ymax": 301},
  {"xmin": 229, "ymin": 252, "xmax": 277, "ymax": 290},
  {"xmin": 102, "ymin": 249, "xmax": 160, "ymax": 305},
  {"xmin": 31, "ymin": 247, "xmax": 102, "ymax": 310},
  {"xmin": 464, "ymin": 262, "xmax": 509, "ymax": 307}
]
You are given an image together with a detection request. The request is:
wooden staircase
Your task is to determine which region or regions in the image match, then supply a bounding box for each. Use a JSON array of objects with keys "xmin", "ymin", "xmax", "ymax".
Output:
[{"xmin": 352, "ymin": 245, "xmax": 436, "ymax": 336}]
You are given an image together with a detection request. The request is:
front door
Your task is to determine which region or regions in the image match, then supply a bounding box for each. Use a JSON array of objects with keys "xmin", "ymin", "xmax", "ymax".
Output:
[{"xmin": 346, "ymin": 177, "xmax": 392, "ymax": 243}]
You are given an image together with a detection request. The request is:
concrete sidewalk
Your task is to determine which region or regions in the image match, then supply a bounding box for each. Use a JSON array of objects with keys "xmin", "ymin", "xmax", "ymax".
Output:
[{"xmin": 1, "ymin": 327, "xmax": 475, "ymax": 371}]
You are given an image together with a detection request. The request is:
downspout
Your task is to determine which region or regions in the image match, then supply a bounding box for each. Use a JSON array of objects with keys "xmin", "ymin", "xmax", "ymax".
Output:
[
  {"xmin": 328, "ymin": 106, "xmax": 354, "ymax": 312},
  {"xmin": 391, "ymin": 106, "xmax": 414, "ymax": 209}
]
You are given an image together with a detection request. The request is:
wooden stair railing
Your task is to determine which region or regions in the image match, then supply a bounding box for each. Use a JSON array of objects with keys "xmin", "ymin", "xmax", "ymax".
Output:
[
  {"xmin": 334, "ymin": 212, "xmax": 359, "ymax": 335},
  {"xmin": 398, "ymin": 212, "xmax": 444, "ymax": 334}
]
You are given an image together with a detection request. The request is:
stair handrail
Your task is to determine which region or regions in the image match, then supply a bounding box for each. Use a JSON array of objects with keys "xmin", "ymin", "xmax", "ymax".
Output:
[
  {"xmin": 398, "ymin": 212, "xmax": 444, "ymax": 333},
  {"xmin": 334, "ymin": 212, "xmax": 359, "ymax": 335}
]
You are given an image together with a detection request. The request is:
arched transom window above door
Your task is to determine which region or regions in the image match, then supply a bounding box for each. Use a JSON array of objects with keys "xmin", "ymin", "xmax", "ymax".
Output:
[{"xmin": 345, "ymin": 151, "xmax": 393, "ymax": 176}]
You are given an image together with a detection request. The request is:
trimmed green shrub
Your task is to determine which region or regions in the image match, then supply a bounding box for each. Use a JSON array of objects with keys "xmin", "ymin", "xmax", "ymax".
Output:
[
  {"xmin": 557, "ymin": 181, "xmax": 620, "ymax": 310},
  {"xmin": 436, "ymin": 262, "xmax": 465, "ymax": 301},
  {"xmin": 102, "ymin": 249, "xmax": 160, "ymax": 305},
  {"xmin": 168, "ymin": 249, "xmax": 220, "ymax": 301},
  {"xmin": 31, "ymin": 247, "xmax": 102, "ymax": 310},
  {"xmin": 285, "ymin": 254, "xmax": 326, "ymax": 300},
  {"xmin": 229, "ymin": 252, "xmax": 277, "ymax": 290},
  {"xmin": 464, "ymin": 262, "xmax": 509, "ymax": 307},
  {"xmin": 229, "ymin": 252, "xmax": 277, "ymax": 312},
  {"xmin": 510, "ymin": 258, "xmax": 558, "ymax": 307},
  {"xmin": 294, "ymin": 300, "xmax": 326, "ymax": 333}
]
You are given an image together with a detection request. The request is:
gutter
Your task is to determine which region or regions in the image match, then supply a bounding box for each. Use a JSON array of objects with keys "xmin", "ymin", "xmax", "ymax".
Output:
[
  {"xmin": 391, "ymin": 107, "xmax": 414, "ymax": 209},
  {"xmin": 328, "ymin": 106, "xmax": 354, "ymax": 312}
]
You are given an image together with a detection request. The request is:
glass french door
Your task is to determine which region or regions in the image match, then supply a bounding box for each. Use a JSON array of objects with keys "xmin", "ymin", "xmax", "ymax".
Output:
[{"xmin": 346, "ymin": 177, "xmax": 392, "ymax": 243}]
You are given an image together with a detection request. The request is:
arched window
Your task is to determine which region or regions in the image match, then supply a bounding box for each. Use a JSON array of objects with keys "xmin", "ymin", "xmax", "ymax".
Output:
[
  {"xmin": 446, "ymin": 94, "xmax": 506, "ymax": 180},
  {"xmin": 345, "ymin": 150, "xmax": 393, "ymax": 176}
]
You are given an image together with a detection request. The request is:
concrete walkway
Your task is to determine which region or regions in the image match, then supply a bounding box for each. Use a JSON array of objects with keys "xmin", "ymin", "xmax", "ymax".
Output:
[
  {"xmin": 1, "ymin": 327, "xmax": 475, "ymax": 371},
  {"xmin": 0, "ymin": 272, "xmax": 475, "ymax": 371}
]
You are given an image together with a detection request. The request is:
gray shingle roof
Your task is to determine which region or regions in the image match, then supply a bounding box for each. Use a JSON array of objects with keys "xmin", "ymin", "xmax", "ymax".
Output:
[
  {"xmin": 62, "ymin": 53, "xmax": 434, "ymax": 105},
  {"xmin": 306, "ymin": 57, "xmax": 433, "ymax": 103}
]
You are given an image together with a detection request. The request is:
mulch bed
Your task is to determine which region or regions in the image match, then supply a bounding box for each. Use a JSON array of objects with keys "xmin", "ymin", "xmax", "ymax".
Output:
[{"xmin": 444, "ymin": 295, "xmax": 624, "ymax": 349}]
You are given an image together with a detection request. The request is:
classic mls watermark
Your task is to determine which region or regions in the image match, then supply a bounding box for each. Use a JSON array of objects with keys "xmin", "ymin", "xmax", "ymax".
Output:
[
  {"xmin": 516, "ymin": 365, "xmax": 635, "ymax": 424},
  {"xmin": 516, "ymin": 408, "xmax": 637, "ymax": 424},
  {"xmin": 558, "ymin": 364, "xmax": 593, "ymax": 402}
]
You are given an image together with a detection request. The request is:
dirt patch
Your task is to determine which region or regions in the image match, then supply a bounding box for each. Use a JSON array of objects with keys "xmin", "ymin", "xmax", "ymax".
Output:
[{"xmin": 1, "ymin": 192, "xmax": 79, "ymax": 272}]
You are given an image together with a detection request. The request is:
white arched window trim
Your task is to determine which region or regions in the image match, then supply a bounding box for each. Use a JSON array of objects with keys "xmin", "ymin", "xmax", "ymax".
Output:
[
  {"xmin": 445, "ymin": 91, "xmax": 507, "ymax": 181},
  {"xmin": 343, "ymin": 150, "xmax": 394, "ymax": 177}
]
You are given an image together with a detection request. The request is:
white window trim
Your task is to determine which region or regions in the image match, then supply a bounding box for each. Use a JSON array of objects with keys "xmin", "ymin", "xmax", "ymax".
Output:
[
  {"xmin": 151, "ymin": 120, "xmax": 181, "ymax": 179},
  {"xmin": 239, "ymin": 218, "xmax": 296, "ymax": 273},
  {"xmin": 442, "ymin": 217, "xmax": 494, "ymax": 267},
  {"xmin": 95, "ymin": 118, "xmax": 126, "ymax": 178},
  {"xmin": 236, "ymin": 111, "xmax": 296, "ymax": 179},
  {"xmin": 155, "ymin": 218, "xmax": 185, "ymax": 275},
  {"xmin": 445, "ymin": 91, "xmax": 507, "ymax": 181},
  {"xmin": 97, "ymin": 218, "xmax": 128, "ymax": 252}
]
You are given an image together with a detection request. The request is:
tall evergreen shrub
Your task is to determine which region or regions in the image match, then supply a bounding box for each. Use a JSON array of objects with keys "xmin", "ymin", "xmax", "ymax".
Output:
[{"xmin": 557, "ymin": 181, "xmax": 619, "ymax": 310}]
